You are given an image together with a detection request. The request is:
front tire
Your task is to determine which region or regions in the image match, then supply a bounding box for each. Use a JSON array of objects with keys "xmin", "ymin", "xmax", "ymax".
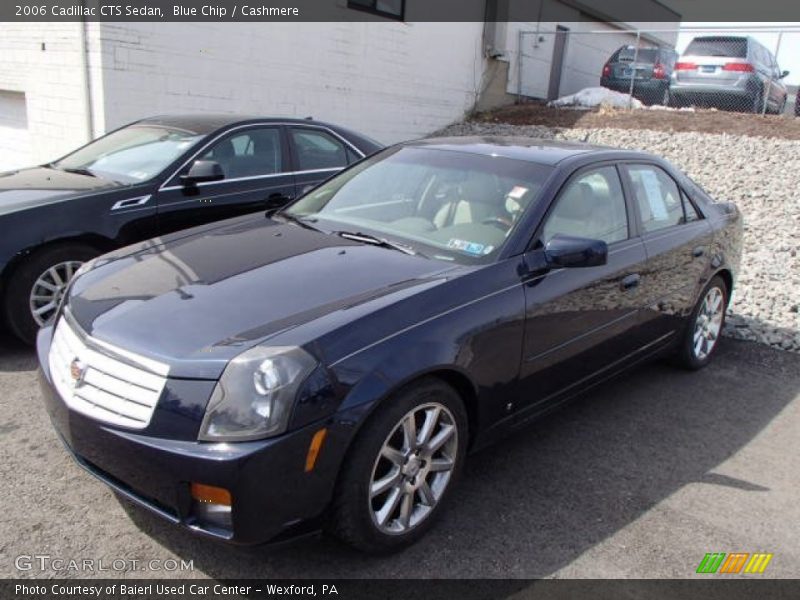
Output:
[
  {"xmin": 327, "ymin": 378, "xmax": 468, "ymax": 553},
  {"xmin": 674, "ymin": 276, "xmax": 728, "ymax": 370},
  {"xmin": 4, "ymin": 243, "xmax": 97, "ymax": 345}
]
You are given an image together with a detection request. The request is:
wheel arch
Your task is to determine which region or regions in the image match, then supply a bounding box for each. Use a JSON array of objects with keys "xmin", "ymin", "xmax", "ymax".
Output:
[
  {"xmin": 1, "ymin": 234, "xmax": 114, "ymax": 280},
  {"xmin": 343, "ymin": 366, "xmax": 480, "ymax": 453},
  {"xmin": 0, "ymin": 234, "xmax": 115, "ymax": 310},
  {"xmin": 713, "ymin": 267, "xmax": 734, "ymax": 307}
]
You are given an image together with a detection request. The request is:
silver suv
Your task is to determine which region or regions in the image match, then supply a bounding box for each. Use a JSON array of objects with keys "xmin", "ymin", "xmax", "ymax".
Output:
[{"xmin": 670, "ymin": 36, "xmax": 789, "ymax": 113}]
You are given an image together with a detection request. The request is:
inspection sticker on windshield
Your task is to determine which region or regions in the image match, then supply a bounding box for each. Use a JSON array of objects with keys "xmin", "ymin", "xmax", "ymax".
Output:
[
  {"xmin": 508, "ymin": 185, "xmax": 529, "ymax": 200},
  {"xmin": 448, "ymin": 239, "xmax": 493, "ymax": 256}
]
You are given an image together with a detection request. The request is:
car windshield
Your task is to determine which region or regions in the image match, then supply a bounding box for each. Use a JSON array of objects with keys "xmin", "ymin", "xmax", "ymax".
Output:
[
  {"xmin": 283, "ymin": 146, "xmax": 553, "ymax": 264},
  {"xmin": 53, "ymin": 124, "xmax": 204, "ymax": 183}
]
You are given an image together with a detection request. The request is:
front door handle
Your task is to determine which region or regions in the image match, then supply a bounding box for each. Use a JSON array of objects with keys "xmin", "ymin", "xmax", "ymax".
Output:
[
  {"xmin": 692, "ymin": 246, "xmax": 706, "ymax": 258},
  {"xmin": 621, "ymin": 273, "xmax": 640, "ymax": 291}
]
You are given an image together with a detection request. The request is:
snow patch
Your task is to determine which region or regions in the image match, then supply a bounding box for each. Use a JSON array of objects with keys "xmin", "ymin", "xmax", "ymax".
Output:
[{"xmin": 548, "ymin": 87, "xmax": 644, "ymax": 110}]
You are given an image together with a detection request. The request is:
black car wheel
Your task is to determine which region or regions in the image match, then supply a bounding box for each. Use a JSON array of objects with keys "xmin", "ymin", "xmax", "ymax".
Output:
[
  {"xmin": 327, "ymin": 377, "xmax": 467, "ymax": 552},
  {"xmin": 659, "ymin": 85, "xmax": 670, "ymax": 107},
  {"xmin": 674, "ymin": 275, "xmax": 728, "ymax": 370},
  {"xmin": 4, "ymin": 243, "xmax": 97, "ymax": 345},
  {"xmin": 751, "ymin": 90, "xmax": 764, "ymax": 114}
]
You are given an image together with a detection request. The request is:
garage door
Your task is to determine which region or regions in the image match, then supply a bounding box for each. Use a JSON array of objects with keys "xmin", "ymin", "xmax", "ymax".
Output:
[{"xmin": 0, "ymin": 90, "xmax": 33, "ymax": 172}]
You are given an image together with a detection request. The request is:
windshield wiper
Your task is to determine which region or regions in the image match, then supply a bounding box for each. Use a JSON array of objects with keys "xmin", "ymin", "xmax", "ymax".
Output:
[
  {"xmin": 274, "ymin": 212, "xmax": 322, "ymax": 231},
  {"xmin": 336, "ymin": 230, "xmax": 418, "ymax": 256},
  {"xmin": 59, "ymin": 166, "xmax": 97, "ymax": 178}
]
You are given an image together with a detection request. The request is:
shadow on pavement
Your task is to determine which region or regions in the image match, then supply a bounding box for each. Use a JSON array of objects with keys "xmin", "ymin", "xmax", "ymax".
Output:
[
  {"xmin": 118, "ymin": 338, "xmax": 800, "ymax": 579},
  {"xmin": 0, "ymin": 330, "xmax": 37, "ymax": 373}
]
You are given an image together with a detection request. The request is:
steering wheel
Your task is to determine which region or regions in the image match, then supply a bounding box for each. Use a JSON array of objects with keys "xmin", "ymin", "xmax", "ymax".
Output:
[{"xmin": 482, "ymin": 216, "xmax": 513, "ymax": 231}]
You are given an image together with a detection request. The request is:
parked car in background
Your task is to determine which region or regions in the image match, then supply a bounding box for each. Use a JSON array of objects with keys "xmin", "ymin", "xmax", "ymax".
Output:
[
  {"xmin": 38, "ymin": 137, "xmax": 742, "ymax": 552},
  {"xmin": 601, "ymin": 45, "xmax": 678, "ymax": 106},
  {"xmin": 0, "ymin": 115, "xmax": 382, "ymax": 344},
  {"xmin": 670, "ymin": 36, "xmax": 789, "ymax": 113}
]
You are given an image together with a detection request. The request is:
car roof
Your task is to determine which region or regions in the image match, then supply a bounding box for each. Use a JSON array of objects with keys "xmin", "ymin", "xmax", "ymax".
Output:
[
  {"xmin": 404, "ymin": 136, "xmax": 653, "ymax": 167},
  {"xmin": 134, "ymin": 114, "xmax": 346, "ymax": 136}
]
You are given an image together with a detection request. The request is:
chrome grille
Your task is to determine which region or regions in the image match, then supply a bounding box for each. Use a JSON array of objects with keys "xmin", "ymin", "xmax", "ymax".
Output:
[{"xmin": 48, "ymin": 317, "xmax": 168, "ymax": 429}]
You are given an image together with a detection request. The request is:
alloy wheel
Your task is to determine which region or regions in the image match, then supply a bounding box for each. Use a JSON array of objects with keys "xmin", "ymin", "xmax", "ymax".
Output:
[
  {"xmin": 29, "ymin": 261, "xmax": 83, "ymax": 327},
  {"xmin": 693, "ymin": 286, "xmax": 724, "ymax": 361},
  {"xmin": 368, "ymin": 402, "xmax": 458, "ymax": 535}
]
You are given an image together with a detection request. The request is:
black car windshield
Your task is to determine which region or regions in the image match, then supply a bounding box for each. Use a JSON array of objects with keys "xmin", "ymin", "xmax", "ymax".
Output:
[
  {"xmin": 284, "ymin": 146, "xmax": 553, "ymax": 264},
  {"xmin": 53, "ymin": 124, "xmax": 204, "ymax": 183}
]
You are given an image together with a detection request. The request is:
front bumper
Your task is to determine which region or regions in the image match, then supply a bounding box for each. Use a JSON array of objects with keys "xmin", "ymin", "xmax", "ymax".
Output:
[{"xmin": 37, "ymin": 326, "xmax": 346, "ymax": 545}]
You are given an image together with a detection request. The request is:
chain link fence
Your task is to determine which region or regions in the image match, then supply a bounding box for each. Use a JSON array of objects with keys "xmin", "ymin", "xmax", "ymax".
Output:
[{"xmin": 517, "ymin": 26, "xmax": 800, "ymax": 118}]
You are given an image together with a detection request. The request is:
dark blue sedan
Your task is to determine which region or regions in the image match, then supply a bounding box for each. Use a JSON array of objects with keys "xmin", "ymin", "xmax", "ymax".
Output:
[{"xmin": 37, "ymin": 137, "xmax": 743, "ymax": 552}]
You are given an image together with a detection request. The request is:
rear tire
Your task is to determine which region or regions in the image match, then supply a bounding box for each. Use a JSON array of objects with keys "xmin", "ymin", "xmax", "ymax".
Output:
[
  {"xmin": 326, "ymin": 378, "xmax": 468, "ymax": 553},
  {"xmin": 4, "ymin": 243, "xmax": 97, "ymax": 345},
  {"xmin": 673, "ymin": 275, "xmax": 728, "ymax": 370},
  {"xmin": 751, "ymin": 90, "xmax": 764, "ymax": 114}
]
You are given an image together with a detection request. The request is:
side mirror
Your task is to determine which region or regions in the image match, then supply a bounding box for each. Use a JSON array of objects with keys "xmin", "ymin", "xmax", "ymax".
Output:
[
  {"xmin": 780, "ymin": 70, "xmax": 790, "ymax": 79},
  {"xmin": 180, "ymin": 160, "xmax": 224, "ymax": 186},
  {"xmin": 544, "ymin": 234, "xmax": 608, "ymax": 268}
]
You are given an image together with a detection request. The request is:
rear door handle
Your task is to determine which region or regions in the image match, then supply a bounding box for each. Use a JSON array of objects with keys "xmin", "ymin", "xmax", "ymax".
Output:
[
  {"xmin": 621, "ymin": 273, "xmax": 640, "ymax": 291},
  {"xmin": 692, "ymin": 246, "xmax": 706, "ymax": 258}
]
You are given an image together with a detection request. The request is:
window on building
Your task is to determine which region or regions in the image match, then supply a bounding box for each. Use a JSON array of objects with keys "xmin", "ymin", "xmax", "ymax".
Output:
[{"xmin": 348, "ymin": 0, "xmax": 404, "ymax": 20}]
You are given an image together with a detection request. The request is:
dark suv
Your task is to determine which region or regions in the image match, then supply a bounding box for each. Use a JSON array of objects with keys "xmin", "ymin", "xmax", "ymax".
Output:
[
  {"xmin": 671, "ymin": 36, "xmax": 789, "ymax": 113},
  {"xmin": 601, "ymin": 45, "xmax": 678, "ymax": 106}
]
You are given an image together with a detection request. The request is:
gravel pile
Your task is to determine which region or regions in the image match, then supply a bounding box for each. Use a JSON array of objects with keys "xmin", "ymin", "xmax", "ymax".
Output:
[{"xmin": 435, "ymin": 121, "xmax": 800, "ymax": 353}]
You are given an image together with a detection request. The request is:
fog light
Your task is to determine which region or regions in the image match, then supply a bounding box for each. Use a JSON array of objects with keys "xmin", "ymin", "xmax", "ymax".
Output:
[{"xmin": 190, "ymin": 483, "xmax": 232, "ymax": 532}]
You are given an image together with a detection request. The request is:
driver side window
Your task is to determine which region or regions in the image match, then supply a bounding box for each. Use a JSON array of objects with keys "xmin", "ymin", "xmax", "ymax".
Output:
[
  {"xmin": 199, "ymin": 127, "xmax": 283, "ymax": 180},
  {"xmin": 542, "ymin": 166, "xmax": 628, "ymax": 245}
]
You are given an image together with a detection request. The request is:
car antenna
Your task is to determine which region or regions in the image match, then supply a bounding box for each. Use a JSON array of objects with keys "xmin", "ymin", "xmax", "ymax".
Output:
[{"xmin": 304, "ymin": 116, "xmax": 313, "ymax": 120}]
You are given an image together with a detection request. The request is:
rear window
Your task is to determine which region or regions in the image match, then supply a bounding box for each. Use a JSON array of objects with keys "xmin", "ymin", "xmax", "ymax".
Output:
[
  {"xmin": 616, "ymin": 47, "xmax": 659, "ymax": 63},
  {"xmin": 684, "ymin": 37, "xmax": 747, "ymax": 58}
]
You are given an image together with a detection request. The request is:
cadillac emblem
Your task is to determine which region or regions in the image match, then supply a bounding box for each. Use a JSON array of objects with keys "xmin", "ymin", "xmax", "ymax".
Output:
[{"xmin": 69, "ymin": 358, "xmax": 86, "ymax": 387}]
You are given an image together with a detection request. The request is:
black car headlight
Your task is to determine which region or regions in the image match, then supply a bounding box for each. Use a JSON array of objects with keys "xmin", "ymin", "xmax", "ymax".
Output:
[{"xmin": 198, "ymin": 346, "xmax": 317, "ymax": 442}]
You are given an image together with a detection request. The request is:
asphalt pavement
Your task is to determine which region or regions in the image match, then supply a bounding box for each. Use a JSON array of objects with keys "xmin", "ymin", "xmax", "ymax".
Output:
[{"xmin": 1, "ymin": 331, "xmax": 798, "ymax": 579}]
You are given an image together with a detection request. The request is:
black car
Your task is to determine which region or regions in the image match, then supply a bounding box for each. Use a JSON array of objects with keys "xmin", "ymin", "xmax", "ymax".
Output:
[
  {"xmin": 601, "ymin": 45, "xmax": 678, "ymax": 105},
  {"xmin": 37, "ymin": 137, "xmax": 742, "ymax": 552},
  {"xmin": 0, "ymin": 115, "xmax": 382, "ymax": 344}
]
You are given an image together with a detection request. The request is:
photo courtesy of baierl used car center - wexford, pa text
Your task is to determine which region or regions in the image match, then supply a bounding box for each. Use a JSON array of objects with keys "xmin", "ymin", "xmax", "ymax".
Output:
[{"xmin": 1, "ymin": 1, "xmax": 799, "ymax": 599}]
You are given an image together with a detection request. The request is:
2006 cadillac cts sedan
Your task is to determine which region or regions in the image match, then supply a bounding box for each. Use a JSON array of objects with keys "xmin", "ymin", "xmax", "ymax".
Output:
[{"xmin": 37, "ymin": 137, "xmax": 743, "ymax": 552}]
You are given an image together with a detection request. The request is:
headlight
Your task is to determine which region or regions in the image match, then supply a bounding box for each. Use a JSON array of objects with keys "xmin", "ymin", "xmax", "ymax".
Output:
[{"xmin": 198, "ymin": 346, "xmax": 317, "ymax": 442}]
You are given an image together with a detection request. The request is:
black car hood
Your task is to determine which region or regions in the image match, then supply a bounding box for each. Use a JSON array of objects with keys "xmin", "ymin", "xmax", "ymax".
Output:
[
  {"xmin": 67, "ymin": 217, "xmax": 458, "ymax": 378},
  {"xmin": 0, "ymin": 166, "xmax": 122, "ymax": 215}
]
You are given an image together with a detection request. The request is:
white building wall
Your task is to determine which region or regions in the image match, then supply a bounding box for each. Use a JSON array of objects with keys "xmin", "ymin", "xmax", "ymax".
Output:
[
  {"xmin": 0, "ymin": 23, "xmax": 104, "ymax": 169},
  {"xmin": 94, "ymin": 22, "xmax": 486, "ymax": 145}
]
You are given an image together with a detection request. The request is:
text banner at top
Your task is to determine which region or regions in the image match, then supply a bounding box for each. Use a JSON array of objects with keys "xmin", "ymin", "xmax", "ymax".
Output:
[{"xmin": 5, "ymin": 0, "xmax": 800, "ymax": 22}]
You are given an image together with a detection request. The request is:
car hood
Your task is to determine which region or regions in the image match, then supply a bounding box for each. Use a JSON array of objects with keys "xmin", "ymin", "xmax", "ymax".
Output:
[
  {"xmin": 66, "ymin": 217, "xmax": 458, "ymax": 378},
  {"xmin": 0, "ymin": 166, "xmax": 122, "ymax": 216}
]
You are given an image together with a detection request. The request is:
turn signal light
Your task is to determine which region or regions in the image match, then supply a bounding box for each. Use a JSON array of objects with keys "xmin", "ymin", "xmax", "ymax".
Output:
[
  {"xmin": 305, "ymin": 428, "xmax": 328, "ymax": 472},
  {"xmin": 190, "ymin": 482, "xmax": 232, "ymax": 506}
]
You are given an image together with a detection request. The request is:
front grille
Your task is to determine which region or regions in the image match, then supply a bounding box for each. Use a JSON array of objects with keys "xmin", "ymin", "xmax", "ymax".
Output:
[{"xmin": 48, "ymin": 317, "xmax": 168, "ymax": 430}]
